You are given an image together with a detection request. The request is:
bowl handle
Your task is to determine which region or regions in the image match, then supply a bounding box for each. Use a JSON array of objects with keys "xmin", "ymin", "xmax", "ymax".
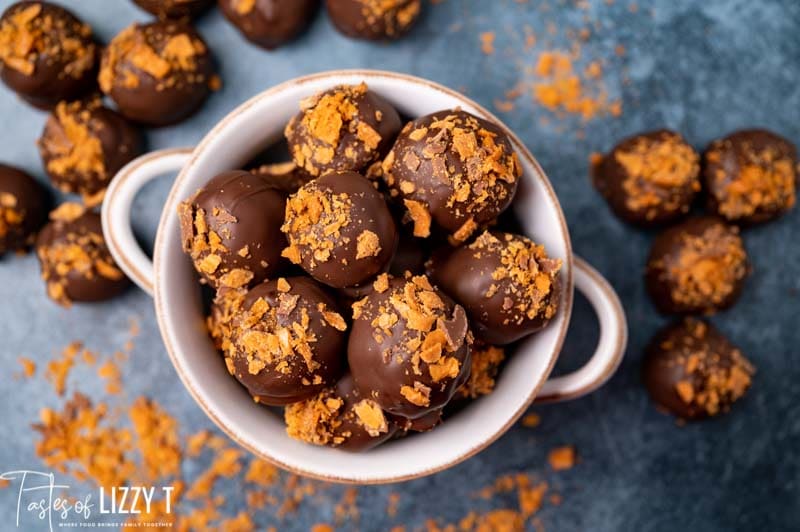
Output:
[
  {"xmin": 534, "ymin": 256, "xmax": 628, "ymax": 403},
  {"xmin": 102, "ymin": 148, "xmax": 194, "ymax": 297}
]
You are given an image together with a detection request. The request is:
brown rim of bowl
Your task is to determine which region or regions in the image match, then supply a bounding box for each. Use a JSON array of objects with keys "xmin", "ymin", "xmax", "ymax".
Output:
[{"xmin": 152, "ymin": 69, "xmax": 575, "ymax": 485}]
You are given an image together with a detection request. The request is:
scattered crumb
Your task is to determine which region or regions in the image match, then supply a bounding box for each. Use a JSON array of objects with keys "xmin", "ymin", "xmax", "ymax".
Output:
[
  {"xmin": 521, "ymin": 412, "xmax": 541, "ymax": 428},
  {"xmin": 548, "ymin": 446, "xmax": 577, "ymax": 471}
]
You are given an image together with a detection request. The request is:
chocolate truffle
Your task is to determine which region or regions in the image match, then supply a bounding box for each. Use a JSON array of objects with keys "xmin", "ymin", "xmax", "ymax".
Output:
[
  {"xmin": 99, "ymin": 21, "xmax": 217, "ymax": 127},
  {"xmin": 222, "ymin": 276, "xmax": 347, "ymax": 405},
  {"xmin": 285, "ymin": 83, "xmax": 401, "ymax": 177},
  {"xmin": 179, "ymin": 170, "xmax": 287, "ymax": 290},
  {"xmin": 132, "ymin": 0, "xmax": 214, "ymax": 19},
  {"xmin": 592, "ymin": 129, "xmax": 700, "ymax": 226},
  {"xmin": 281, "ymin": 171, "xmax": 398, "ymax": 288},
  {"xmin": 0, "ymin": 164, "xmax": 47, "ymax": 254},
  {"xmin": 347, "ymin": 273, "xmax": 472, "ymax": 425},
  {"xmin": 285, "ymin": 372, "xmax": 398, "ymax": 452},
  {"xmin": 645, "ymin": 216, "xmax": 749, "ymax": 315},
  {"xmin": 0, "ymin": 2, "xmax": 98, "ymax": 109},
  {"xmin": 643, "ymin": 318, "xmax": 754, "ymax": 420},
  {"xmin": 251, "ymin": 161, "xmax": 314, "ymax": 195},
  {"xmin": 326, "ymin": 0, "xmax": 421, "ymax": 41},
  {"xmin": 38, "ymin": 98, "xmax": 143, "ymax": 206},
  {"xmin": 454, "ymin": 343, "xmax": 505, "ymax": 400},
  {"xmin": 36, "ymin": 203, "xmax": 129, "ymax": 306},
  {"xmin": 379, "ymin": 109, "xmax": 521, "ymax": 243},
  {"xmin": 703, "ymin": 129, "xmax": 798, "ymax": 224},
  {"xmin": 430, "ymin": 231, "xmax": 562, "ymax": 345},
  {"xmin": 219, "ymin": 0, "xmax": 319, "ymax": 50}
]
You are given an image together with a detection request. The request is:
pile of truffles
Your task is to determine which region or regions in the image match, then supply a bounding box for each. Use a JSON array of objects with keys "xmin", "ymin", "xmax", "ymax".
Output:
[
  {"xmin": 179, "ymin": 82, "xmax": 563, "ymax": 452},
  {"xmin": 592, "ymin": 127, "xmax": 798, "ymax": 420}
]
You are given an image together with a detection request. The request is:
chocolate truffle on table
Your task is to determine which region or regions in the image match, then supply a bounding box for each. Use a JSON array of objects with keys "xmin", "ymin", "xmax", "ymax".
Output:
[
  {"xmin": 347, "ymin": 273, "xmax": 472, "ymax": 429},
  {"xmin": 132, "ymin": 0, "xmax": 214, "ymax": 19},
  {"xmin": 645, "ymin": 216, "xmax": 749, "ymax": 315},
  {"xmin": 178, "ymin": 170, "xmax": 287, "ymax": 290},
  {"xmin": 0, "ymin": 164, "xmax": 47, "ymax": 255},
  {"xmin": 281, "ymin": 171, "xmax": 398, "ymax": 288},
  {"xmin": 251, "ymin": 161, "xmax": 314, "ymax": 195},
  {"xmin": 379, "ymin": 109, "xmax": 521, "ymax": 243},
  {"xmin": 430, "ymin": 231, "xmax": 562, "ymax": 345},
  {"xmin": 703, "ymin": 129, "xmax": 797, "ymax": 224},
  {"xmin": 0, "ymin": 2, "xmax": 98, "ymax": 109},
  {"xmin": 285, "ymin": 372, "xmax": 399, "ymax": 452},
  {"xmin": 219, "ymin": 276, "xmax": 347, "ymax": 405},
  {"xmin": 219, "ymin": 0, "xmax": 319, "ymax": 50},
  {"xmin": 643, "ymin": 318, "xmax": 754, "ymax": 420},
  {"xmin": 38, "ymin": 98, "xmax": 143, "ymax": 206},
  {"xmin": 285, "ymin": 83, "xmax": 402, "ymax": 177},
  {"xmin": 592, "ymin": 129, "xmax": 700, "ymax": 226},
  {"xmin": 36, "ymin": 203, "xmax": 129, "ymax": 306},
  {"xmin": 99, "ymin": 21, "xmax": 218, "ymax": 127},
  {"xmin": 326, "ymin": 0, "xmax": 421, "ymax": 41}
]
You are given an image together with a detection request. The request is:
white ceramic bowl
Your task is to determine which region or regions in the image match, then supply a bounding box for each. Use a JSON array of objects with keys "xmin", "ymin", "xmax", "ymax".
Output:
[{"xmin": 102, "ymin": 70, "xmax": 627, "ymax": 484}]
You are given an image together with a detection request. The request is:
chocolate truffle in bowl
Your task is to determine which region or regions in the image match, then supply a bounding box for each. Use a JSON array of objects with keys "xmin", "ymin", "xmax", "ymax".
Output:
[
  {"xmin": 178, "ymin": 170, "xmax": 287, "ymax": 290},
  {"xmin": 132, "ymin": 0, "xmax": 214, "ymax": 19},
  {"xmin": 99, "ymin": 21, "xmax": 217, "ymax": 126},
  {"xmin": 429, "ymin": 231, "xmax": 562, "ymax": 345},
  {"xmin": 326, "ymin": 0, "xmax": 421, "ymax": 41},
  {"xmin": 643, "ymin": 318, "xmax": 754, "ymax": 420},
  {"xmin": 36, "ymin": 203, "xmax": 129, "ymax": 306},
  {"xmin": 645, "ymin": 216, "xmax": 749, "ymax": 315},
  {"xmin": 379, "ymin": 109, "xmax": 521, "ymax": 243},
  {"xmin": 281, "ymin": 171, "xmax": 398, "ymax": 288},
  {"xmin": 285, "ymin": 83, "xmax": 401, "ymax": 177},
  {"xmin": 38, "ymin": 98, "xmax": 143, "ymax": 206},
  {"xmin": 592, "ymin": 129, "xmax": 700, "ymax": 226},
  {"xmin": 703, "ymin": 129, "xmax": 797, "ymax": 224},
  {"xmin": 0, "ymin": 1, "xmax": 98, "ymax": 109},
  {"xmin": 347, "ymin": 273, "xmax": 472, "ymax": 429},
  {"xmin": 285, "ymin": 372, "xmax": 399, "ymax": 452},
  {"xmin": 453, "ymin": 343, "xmax": 505, "ymax": 400},
  {"xmin": 220, "ymin": 276, "xmax": 347, "ymax": 405},
  {"xmin": 0, "ymin": 164, "xmax": 48, "ymax": 255},
  {"xmin": 219, "ymin": 0, "xmax": 320, "ymax": 50}
]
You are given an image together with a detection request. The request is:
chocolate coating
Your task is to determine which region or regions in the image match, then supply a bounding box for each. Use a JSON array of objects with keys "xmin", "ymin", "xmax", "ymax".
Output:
[
  {"xmin": 38, "ymin": 98, "xmax": 143, "ymax": 205},
  {"xmin": 326, "ymin": 0, "xmax": 421, "ymax": 41},
  {"xmin": 281, "ymin": 171, "xmax": 398, "ymax": 288},
  {"xmin": 379, "ymin": 109, "xmax": 521, "ymax": 243},
  {"xmin": 284, "ymin": 372, "xmax": 398, "ymax": 452},
  {"xmin": 645, "ymin": 216, "xmax": 749, "ymax": 315},
  {"xmin": 99, "ymin": 21, "xmax": 216, "ymax": 126},
  {"xmin": 703, "ymin": 129, "xmax": 797, "ymax": 224},
  {"xmin": 0, "ymin": 164, "xmax": 47, "ymax": 254},
  {"xmin": 285, "ymin": 83, "xmax": 402, "ymax": 177},
  {"xmin": 133, "ymin": 0, "xmax": 214, "ymax": 19},
  {"xmin": 225, "ymin": 276, "xmax": 347, "ymax": 405},
  {"xmin": 347, "ymin": 274, "xmax": 472, "ymax": 422},
  {"xmin": 592, "ymin": 129, "xmax": 700, "ymax": 226},
  {"xmin": 179, "ymin": 170, "xmax": 288, "ymax": 290},
  {"xmin": 643, "ymin": 318, "xmax": 754, "ymax": 420},
  {"xmin": 219, "ymin": 0, "xmax": 319, "ymax": 50},
  {"xmin": 430, "ymin": 231, "xmax": 562, "ymax": 345},
  {"xmin": 0, "ymin": 2, "xmax": 98, "ymax": 109},
  {"xmin": 251, "ymin": 161, "xmax": 314, "ymax": 195},
  {"xmin": 36, "ymin": 204, "xmax": 129, "ymax": 306}
]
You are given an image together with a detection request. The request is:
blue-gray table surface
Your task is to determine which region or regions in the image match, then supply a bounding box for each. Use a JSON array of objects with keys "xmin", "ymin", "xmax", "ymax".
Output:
[{"xmin": 1, "ymin": 1, "xmax": 799, "ymax": 530}]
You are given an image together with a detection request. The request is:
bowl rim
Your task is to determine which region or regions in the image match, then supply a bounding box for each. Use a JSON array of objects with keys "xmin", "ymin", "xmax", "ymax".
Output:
[{"xmin": 152, "ymin": 69, "xmax": 574, "ymax": 484}]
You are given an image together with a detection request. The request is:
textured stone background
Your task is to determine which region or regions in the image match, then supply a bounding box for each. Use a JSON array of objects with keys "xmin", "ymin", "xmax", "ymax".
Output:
[{"xmin": 1, "ymin": 0, "xmax": 799, "ymax": 530}]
